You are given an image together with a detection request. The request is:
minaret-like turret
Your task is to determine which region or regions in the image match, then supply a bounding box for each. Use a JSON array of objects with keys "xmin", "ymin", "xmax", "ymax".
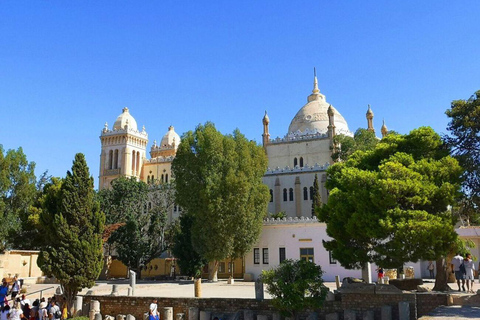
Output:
[
  {"xmin": 366, "ymin": 104, "xmax": 374, "ymax": 132},
  {"xmin": 381, "ymin": 119, "xmax": 388, "ymax": 138},
  {"xmin": 328, "ymin": 105, "xmax": 337, "ymax": 155},
  {"xmin": 262, "ymin": 111, "xmax": 270, "ymax": 148}
]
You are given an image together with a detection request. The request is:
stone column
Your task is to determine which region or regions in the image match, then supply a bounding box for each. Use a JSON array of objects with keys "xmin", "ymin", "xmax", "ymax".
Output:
[
  {"xmin": 381, "ymin": 306, "xmax": 392, "ymax": 320},
  {"xmin": 362, "ymin": 310, "xmax": 374, "ymax": 320},
  {"xmin": 129, "ymin": 270, "xmax": 136, "ymax": 295},
  {"xmin": 255, "ymin": 278, "xmax": 264, "ymax": 301},
  {"xmin": 243, "ymin": 311, "xmax": 253, "ymax": 320},
  {"xmin": 194, "ymin": 278, "xmax": 202, "ymax": 297},
  {"xmin": 163, "ymin": 308, "xmax": 173, "ymax": 320},
  {"xmin": 343, "ymin": 310, "xmax": 356, "ymax": 320},
  {"xmin": 294, "ymin": 177, "xmax": 301, "ymax": 217},
  {"xmin": 73, "ymin": 296, "xmax": 83, "ymax": 317},
  {"xmin": 199, "ymin": 311, "xmax": 211, "ymax": 320},
  {"xmin": 126, "ymin": 315, "xmax": 135, "ymax": 320},
  {"xmin": 362, "ymin": 262, "xmax": 372, "ymax": 284},
  {"xmin": 188, "ymin": 308, "xmax": 199, "ymax": 320},
  {"xmin": 176, "ymin": 314, "xmax": 185, "ymax": 320},
  {"xmin": 274, "ymin": 177, "xmax": 281, "ymax": 214},
  {"xmin": 398, "ymin": 302, "xmax": 410, "ymax": 320}
]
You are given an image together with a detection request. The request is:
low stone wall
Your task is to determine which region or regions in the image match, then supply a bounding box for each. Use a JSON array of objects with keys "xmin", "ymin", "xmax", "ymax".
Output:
[{"xmin": 82, "ymin": 291, "xmax": 450, "ymax": 320}]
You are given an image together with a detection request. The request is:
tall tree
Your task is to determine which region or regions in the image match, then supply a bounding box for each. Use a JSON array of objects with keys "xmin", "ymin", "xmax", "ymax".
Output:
[
  {"xmin": 171, "ymin": 213, "xmax": 207, "ymax": 278},
  {"xmin": 311, "ymin": 174, "xmax": 321, "ymax": 217},
  {"xmin": 172, "ymin": 123, "xmax": 269, "ymax": 281},
  {"xmin": 38, "ymin": 153, "xmax": 104, "ymax": 310},
  {"xmin": 100, "ymin": 177, "xmax": 174, "ymax": 276},
  {"xmin": 331, "ymin": 128, "xmax": 379, "ymax": 162},
  {"xmin": 0, "ymin": 145, "xmax": 37, "ymax": 251},
  {"xmin": 445, "ymin": 90, "xmax": 480, "ymax": 222},
  {"xmin": 318, "ymin": 127, "xmax": 462, "ymax": 273}
]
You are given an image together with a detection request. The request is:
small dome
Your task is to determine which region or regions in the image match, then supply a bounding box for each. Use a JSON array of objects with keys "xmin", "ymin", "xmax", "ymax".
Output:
[
  {"xmin": 113, "ymin": 107, "xmax": 138, "ymax": 131},
  {"xmin": 366, "ymin": 104, "xmax": 374, "ymax": 118},
  {"xmin": 263, "ymin": 111, "xmax": 270, "ymax": 125},
  {"xmin": 288, "ymin": 82, "xmax": 351, "ymax": 136},
  {"xmin": 160, "ymin": 126, "xmax": 181, "ymax": 149}
]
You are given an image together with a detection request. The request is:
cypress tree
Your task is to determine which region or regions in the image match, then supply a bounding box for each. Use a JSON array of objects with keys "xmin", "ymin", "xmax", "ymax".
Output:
[
  {"xmin": 311, "ymin": 174, "xmax": 322, "ymax": 217},
  {"xmin": 38, "ymin": 153, "xmax": 105, "ymax": 310}
]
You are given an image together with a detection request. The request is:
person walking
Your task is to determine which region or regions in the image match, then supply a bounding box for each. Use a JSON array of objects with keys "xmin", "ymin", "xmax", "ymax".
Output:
[
  {"xmin": 10, "ymin": 277, "xmax": 21, "ymax": 300},
  {"xmin": 464, "ymin": 253, "xmax": 476, "ymax": 293},
  {"xmin": 427, "ymin": 261, "xmax": 435, "ymax": 279},
  {"xmin": 148, "ymin": 299, "xmax": 159, "ymax": 320},
  {"xmin": 451, "ymin": 252, "xmax": 466, "ymax": 291}
]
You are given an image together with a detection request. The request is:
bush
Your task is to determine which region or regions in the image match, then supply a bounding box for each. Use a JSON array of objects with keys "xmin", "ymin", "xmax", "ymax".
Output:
[{"xmin": 261, "ymin": 259, "xmax": 328, "ymax": 319}]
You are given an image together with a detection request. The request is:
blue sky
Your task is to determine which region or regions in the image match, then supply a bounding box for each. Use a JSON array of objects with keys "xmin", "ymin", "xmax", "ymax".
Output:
[{"xmin": 1, "ymin": 1, "xmax": 479, "ymax": 189}]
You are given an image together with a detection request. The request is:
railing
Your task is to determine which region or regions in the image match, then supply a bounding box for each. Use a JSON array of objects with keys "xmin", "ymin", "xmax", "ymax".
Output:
[{"xmin": 24, "ymin": 286, "xmax": 56, "ymax": 300}]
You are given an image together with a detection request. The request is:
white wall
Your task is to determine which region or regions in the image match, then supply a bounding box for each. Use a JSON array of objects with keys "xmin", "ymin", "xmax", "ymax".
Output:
[{"xmin": 245, "ymin": 220, "xmax": 425, "ymax": 282}]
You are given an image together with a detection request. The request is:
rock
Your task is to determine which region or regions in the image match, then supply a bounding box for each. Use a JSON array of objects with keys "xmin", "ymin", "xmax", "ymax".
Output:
[
  {"xmin": 105, "ymin": 316, "xmax": 114, "ymax": 320},
  {"xmin": 417, "ymin": 285, "xmax": 432, "ymax": 292},
  {"xmin": 342, "ymin": 277, "xmax": 366, "ymax": 286},
  {"xmin": 326, "ymin": 291, "xmax": 335, "ymax": 301},
  {"xmin": 389, "ymin": 278, "xmax": 423, "ymax": 290}
]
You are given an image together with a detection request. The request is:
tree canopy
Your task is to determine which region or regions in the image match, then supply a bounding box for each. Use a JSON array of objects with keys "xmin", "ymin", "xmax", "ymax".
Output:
[
  {"xmin": 99, "ymin": 176, "xmax": 174, "ymax": 275},
  {"xmin": 331, "ymin": 128, "xmax": 379, "ymax": 162},
  {"xmin": 318, "ymin": 127, "xmax": 462, "ymax": 269},
  {"xmin": 172, "ymin": 122, "xmax": 269, "ymax": 280},
  {"xmin": 38, "ymin": 153, "xmax": 104, "ymax": 309},
  {"xmin": 445, "ymin": 90, "xmax": 480, "ymax": 223},
  {"xmin": 0, "ymin": 145, "xmax": 37, "ymax": 251}
]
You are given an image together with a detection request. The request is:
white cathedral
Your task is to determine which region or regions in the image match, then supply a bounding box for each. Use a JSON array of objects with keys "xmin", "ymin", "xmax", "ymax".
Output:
[{"xmin": 98, "ymin": 73, "xmax": 407, "ymax": 281}]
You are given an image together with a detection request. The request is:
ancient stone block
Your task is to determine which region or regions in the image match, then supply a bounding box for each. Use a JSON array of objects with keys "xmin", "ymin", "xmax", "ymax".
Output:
[
  {"xmin": 256, "ymin": 315, "xmax": 267, "ymax": 320},
  {"xmin": 243, "ymin": 310, "xmax": 254, "ymax": 320},
  {"xmin": 176, "ymin": 313, "xmax": 185, "ymax": 320},
  {"xmin": 398, "ymin": 302, "xmax": 410, "ymax": 320},
  {"xmin": 362, "ymin": 310, "xmax": 374, "ymax": 320},
  {"xmin": 163, "ymin": 308, "xmax": 173, "ymax": 320},
  {"xmin": 381, "ymin": 305, "xmax": 392, "ymax": 320},
  {"xmin": 200, "ymin": 311, "xmax": 211, "ymax": 320},
  {"xmin": 343, "ymin": 310, "xmax": 356, "ymax": 320},
  {"xmin": 188, "ymin": 307, "xmax": 199, "ymax": 320},
  {"xmin": 325, "ymin": 313, "xmax": 339, "ymax": 320}
]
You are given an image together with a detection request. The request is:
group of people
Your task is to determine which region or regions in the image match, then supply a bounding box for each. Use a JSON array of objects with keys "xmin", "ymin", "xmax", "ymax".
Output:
[
  {"xmin": 0, "ymin": 277, "xmax": 66, "ymax": 320},
  {"xmin": 451, "ymin": 252, "xmax": 477, "ymax": 293}
]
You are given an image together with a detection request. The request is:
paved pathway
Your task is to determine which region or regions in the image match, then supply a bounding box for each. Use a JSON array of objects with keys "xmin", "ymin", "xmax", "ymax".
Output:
[{"xmin": 419, "ymin": 306, "xmax": 480, "ymax": 319}]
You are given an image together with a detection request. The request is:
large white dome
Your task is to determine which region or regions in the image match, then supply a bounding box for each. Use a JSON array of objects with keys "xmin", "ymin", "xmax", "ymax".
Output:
[
  {"xmin": 160, "ymin": 126, "xmax": 181, "ymax": 149},
  {"xmin": 288, "ymin": 77, "xmax": 352, "ymax": 136},
  {"xmin": 113, "ymin": 107, "xmax": 138, "ymax": 131}
]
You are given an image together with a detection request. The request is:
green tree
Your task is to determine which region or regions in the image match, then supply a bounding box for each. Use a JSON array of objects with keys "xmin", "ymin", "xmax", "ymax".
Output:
[
  {"xmin": 331, "ymin": 128, "xmax": 379, "ymax": 162},
  {"xmin": 100, "ymin": 177, "xmax": 174, "ymax": 277},
  {"xmin": 38, "ymin": 154, "xmax": 104, "ymax": 310},
  {"xmin": 445, "ymin": 90, "xmax": 480, "ymax": 223},
  {"xmin": 172, "ymin": 123, "xmax": 269, "ymax": 281},
  {"xmin": 171, "ymin": 213, "xmax": 207, "ymax": 278},
  {"xmin": 318, "ymin": 127, "xmax": 462, "ymax": 273},
  {"xmin": 0, "ymin": 145, "xmax": 37, "ymax": 252},
  {"xmin": 311, "ymin": 174, "xmax": 321, "ymax": 217},
  {"xmin": 261, "ymin": 259, "xmax": 328, "ymax": 319}
]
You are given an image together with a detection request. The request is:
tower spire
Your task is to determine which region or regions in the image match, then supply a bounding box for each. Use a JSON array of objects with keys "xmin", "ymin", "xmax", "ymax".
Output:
[{"xmin": 312, "ymin": 67, "xmax": 320, "ymax": 94}]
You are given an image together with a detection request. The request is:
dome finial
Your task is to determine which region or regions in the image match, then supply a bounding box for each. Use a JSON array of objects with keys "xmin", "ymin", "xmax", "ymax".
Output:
[
  {"xmin": 312, "ymin": 67, "xmax": 320, "ymax": 94},
  {"xmin": 381, "ymin": 118, "xmax": 388, "ymax": 137}
]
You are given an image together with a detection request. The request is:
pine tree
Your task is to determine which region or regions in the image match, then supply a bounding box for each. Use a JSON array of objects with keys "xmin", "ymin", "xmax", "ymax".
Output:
[
  {"xmin": 311, "ymin": 174, "xmax": 322, "ymax": 217},
  {"xmin": 38, "ymin": 153, "xmax": 105, "ymax": 310}
]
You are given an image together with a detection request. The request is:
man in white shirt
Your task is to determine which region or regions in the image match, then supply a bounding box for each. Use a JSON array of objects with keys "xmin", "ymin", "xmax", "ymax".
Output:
[
  {"xmin": 149, "ymin": 299, "xmax": 159, "ymax": 320},
  {"xmin": 10, "ymin": 276, "xmax": 21, "ymax": 299},
  {"xmin": 451, "ymin": 253, "xmax": 466, "ymax": 291}
]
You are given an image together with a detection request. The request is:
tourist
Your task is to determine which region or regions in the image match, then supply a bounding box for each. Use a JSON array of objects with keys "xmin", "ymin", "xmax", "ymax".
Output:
[
  {"xmin": 61, "ymin": 298, "xmax": 67, "ymax": 320},
  {"xmin": 9, "ymin": 303, "xmax": 25, "ymax": 320},
  {"xmin": 427, "ymin": 261, "xmax": 435, "ymax": 279},
  {"xmin": 48, "ymin": 300, "xmax": 61, "ymax": 320},
  {"xmin": 38, "ymin": 302, "xmax": 47, "ymax": 320},
  {"xmin": 376, "ymin": 267, "xmax": 384, "ymax": 282},
  {"xmin": 1, "ymin": 305, "xmax": 10, "ymax": 320},
  {"xmin": 148, "ymin": 299, "xmax": 159, "ymax": 320},
  {"xmin": 464, "ymin": 253, "xmax": 476, "ymax": 293},
  {"xmin": 10, "ymin": 277, "xmax": 21, "ymax": 300},
  {"xmin": 451, "ymin": 252, "xmax": 466, "ymax": 291},
  {"xmin": 0, "ymin": 280, "xmax": 8, "ymax": 308}
]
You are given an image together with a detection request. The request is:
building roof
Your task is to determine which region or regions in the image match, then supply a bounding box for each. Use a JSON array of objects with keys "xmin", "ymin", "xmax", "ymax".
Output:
[{"xmin": 113, "ymin": 107, "xmax": 138, "ymax": 131}]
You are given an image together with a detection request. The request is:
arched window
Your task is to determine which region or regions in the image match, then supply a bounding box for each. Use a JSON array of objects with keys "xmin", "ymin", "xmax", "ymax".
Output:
[
  {"xmin": 114, "ymin": 149, "xmax": 119, "ymax": 169},
  {"xmin": 289, "ymin": 188, "xmax": 294, "ymax": 201},
  {"xmin": 108, "ymin": 150, "xmax": 113, "ymax": 169},
  {"xmin": 269, "ymin": 189, "xmax": 273, "ymax": 202},
  {"xmin": 283, "ymin": 188, "xmax": 287, "ymax": 202},
  {"xmin": 147, "ymin": 176, "xmax": 150, "ymax": 184},
  {"xmin": 300, "ymin": 157, "xmax": 304, "ymax": 167},
  {"xmin": 294, "ymin": 158, "xmax": 298, "ymax": 167},
  {"xmin": 136, "ymin": 151, "xmax": 140, "ymax": 173},
  {"xmin": 132, "ymin": 150, "xmax": 136, "ymax": 172},
  {"xmin": 310, "ymin": 186, "xmax": 314, "ymax": 200},
  {"xmin": 303, "ymin": 187, "xmax": 308, "ymax": 200},
  {"xmin": 165, "ymin": 174, "xmax": 169, "ymax": 183},
  {"xmin": 161, "ymin": 174, "xmax": 164, "ymax": 183}
]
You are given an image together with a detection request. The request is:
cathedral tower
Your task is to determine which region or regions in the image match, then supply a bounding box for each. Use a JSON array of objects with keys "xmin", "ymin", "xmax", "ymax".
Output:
[{"xmin": 99, "ymin": 107, "xmax": 148, "ymax": 189}]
